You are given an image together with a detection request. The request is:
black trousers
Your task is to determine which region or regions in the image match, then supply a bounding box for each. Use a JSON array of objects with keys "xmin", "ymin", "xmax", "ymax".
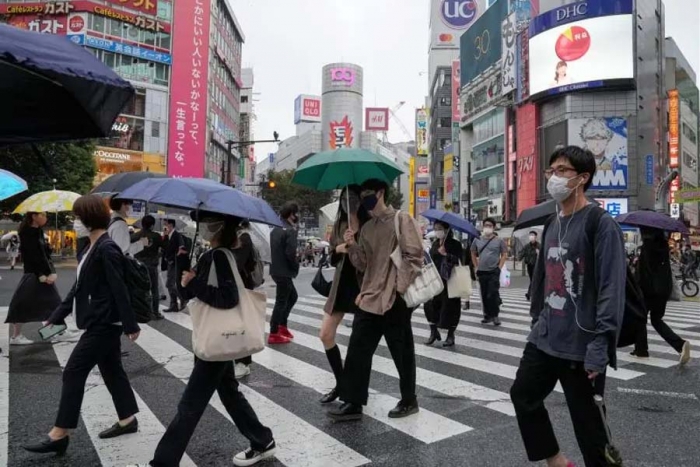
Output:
[
  {"xmin": 56, "ymin": 326, "xmax": 138, "ymax": 429},
  {"xmin": 270, "ymin": 276, "xmax": 297, "ymax": 333},
  {"xmin": 510, "ymin": 343, "xmax": 609, "ymax": 467},
  {"xmin": 477, "ymin": 269, "xmax": 501, "ymax": 318},
  {"xmin": 166, "ymin": 261, "xmax": 181, "ymax": 307},
  {"xmin": 526, "ymin": 263, "xmax": 535, "ymax": 297},
  {"xmin": 151, "ymin": 358, "xmax": 273, "ymax": 466},
  {"xmin": 147, "ymin": 264, "xmax": 160, "ymax": 316},
  {"xmin": 635, "ymin": 295, "xmax": 685, "ymax": 354},
  {"xmin": 425, "ymin": 284, "xmax": 460, "ymax": 329},
  {"xmin": 340, "ymin": 296, "xmax": 416, "ymax": 406}
]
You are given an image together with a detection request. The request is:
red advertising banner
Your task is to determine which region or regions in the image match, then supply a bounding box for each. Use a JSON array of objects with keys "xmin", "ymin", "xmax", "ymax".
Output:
[
  {"xmin": 0, "ymin": 1, "xmax": 170, "ymax": 33},
  {"xmin": 107, "ymin": 0, "xmax": 158, "ymax": 16},
  {"xmin": 451, "ymin": 60, "xmax": 460, "ymax": 122},
  {"xmin": 668, "ymin": 89, "xmax": 680, "ymax": 169},
  {"xmin": 167, "ymin": 0, "xmax": 211, "ymax": 177}
]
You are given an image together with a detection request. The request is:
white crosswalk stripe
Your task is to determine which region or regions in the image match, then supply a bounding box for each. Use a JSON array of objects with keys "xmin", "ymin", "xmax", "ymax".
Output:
[{"xmin": 1, "ymin": 285, "xmax": 697, "ymax": 466}]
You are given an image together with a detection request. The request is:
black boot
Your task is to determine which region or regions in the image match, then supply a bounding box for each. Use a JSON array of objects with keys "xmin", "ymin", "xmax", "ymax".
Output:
[
  {"xmin": 327, "ymin": 402, "xmax": 363, "ymax": 422},
  {"xmin": 443, "ymin": 329, "xmax": 455, "ymax": 347},
  {"xmin": 424, "ymin": 325, "xmax": 441, "ymax": 345},
  {"xmin": 23, "ymin": 436, "xmax": 69, "ymax": 455}
]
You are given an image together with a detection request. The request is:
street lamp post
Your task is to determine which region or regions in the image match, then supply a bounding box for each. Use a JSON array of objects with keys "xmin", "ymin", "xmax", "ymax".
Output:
[{"xmin": 220, "ymin": 132, "xmax": 280, "ymax": 186}]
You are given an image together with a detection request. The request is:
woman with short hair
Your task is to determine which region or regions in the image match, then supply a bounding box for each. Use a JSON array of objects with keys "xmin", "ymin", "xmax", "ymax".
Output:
[{"xmin": 23, "ymin": 195, "xmax": 141, "ymax": 455}]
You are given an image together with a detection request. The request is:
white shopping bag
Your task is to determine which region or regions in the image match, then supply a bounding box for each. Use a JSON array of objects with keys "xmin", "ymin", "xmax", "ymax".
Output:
[{"xmin": 499, "ymin": 265, "xmax": 511, "ymax": 288}]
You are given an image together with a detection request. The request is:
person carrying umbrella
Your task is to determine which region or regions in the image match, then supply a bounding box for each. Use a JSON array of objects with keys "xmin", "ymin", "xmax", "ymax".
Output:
[
  {"xmin": 424, "ymin": 221, "xmax": 463, "ymax": 347},
  {"xmin": 510, "ymin": 146, "xmax": 626, "ymax": 467},
  {"xmin": 632, "ymin": 227, "xmax": 691, "ymax": 363},
  {"xmin": 6, "ymin": 212, "xmax": 61, "ymax": 345}
]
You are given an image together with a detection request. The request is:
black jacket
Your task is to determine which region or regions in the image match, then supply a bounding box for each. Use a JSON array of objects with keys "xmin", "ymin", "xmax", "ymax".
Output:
[
  {"xmin": 182, "ymin": 248, "xmax": 240, "ymax": 308},
  {"xmin": 19, "ymin": 227, "xmax": 54, "ymax": 276},
  {"xmin": 48, "ymin": 233, "xmax": 140, "ymax": 334},
  {"xmin": 164, "ymin": 230, "xmax": 185, "ymax": 262},
  {"xmin": 232, "ymin": 232, "xmax": 255, "ymax": 290},
  {"xmin": 135, "ymin": 229, "xmax": 165, "ymax": 268},
  {"xmin": 269, "ymin": 220, "xmax": 299, "ymax": 278},
  {"xmin": 430, "ymin": 237, "xmax": 462, "ymax": 282}
]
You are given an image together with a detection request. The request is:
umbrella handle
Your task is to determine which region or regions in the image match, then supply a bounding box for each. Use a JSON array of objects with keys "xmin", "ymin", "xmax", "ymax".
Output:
[{"xmin": 346, "ymin": 185, "xmax": 351, "ymax": 225}]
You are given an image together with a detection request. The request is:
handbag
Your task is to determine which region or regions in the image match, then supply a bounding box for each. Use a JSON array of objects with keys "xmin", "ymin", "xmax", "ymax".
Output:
[
  {"xmin": 447, "ymin": 261, "xmax": 473, "ymax": 299},
  {"xmin": 189, "ymin": 249, "xmax": 267, "ymax": 361},
  {"xmin": 311, "ymin": 263, "xmax": 332, "ymax": 297},
  {"xmin": 390, "ymin": 212, "xmax": 444, "ymax": 308}
]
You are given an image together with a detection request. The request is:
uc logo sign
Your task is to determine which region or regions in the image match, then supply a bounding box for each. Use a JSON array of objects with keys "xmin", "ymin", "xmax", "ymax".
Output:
[{"xmin": 441, "ymin": 0, "xmax": 478, "ymax": 29}]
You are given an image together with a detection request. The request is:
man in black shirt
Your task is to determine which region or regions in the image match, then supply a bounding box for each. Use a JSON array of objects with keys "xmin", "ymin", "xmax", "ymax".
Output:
[
  {"xmin": 135, "ymin": 215, "xmax": 165, "ymax": 320},
  {"xmin": 163, "ymin": 219, "xmax": 187, "ymax": 312}
]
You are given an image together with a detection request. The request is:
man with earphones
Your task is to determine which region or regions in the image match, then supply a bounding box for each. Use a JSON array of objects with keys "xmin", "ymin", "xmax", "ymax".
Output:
[{"xmin": 509, "ymin": 146, "xmax": 626, "ymax": 467}]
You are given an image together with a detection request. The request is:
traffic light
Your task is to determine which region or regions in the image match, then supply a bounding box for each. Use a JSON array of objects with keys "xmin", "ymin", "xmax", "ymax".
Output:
[
  {"xmin": 260, "ymin": 179, "xmax": 277, "ymax": 189},
  {"xmin": 267, "ymin": 181, "xmax": 276, "ymax": 189}
]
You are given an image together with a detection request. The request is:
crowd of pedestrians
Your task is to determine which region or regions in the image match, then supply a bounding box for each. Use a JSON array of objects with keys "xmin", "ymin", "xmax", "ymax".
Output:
[{"xmin": 3, "ymin": 144, "xmax": 697, "ymax": 466}]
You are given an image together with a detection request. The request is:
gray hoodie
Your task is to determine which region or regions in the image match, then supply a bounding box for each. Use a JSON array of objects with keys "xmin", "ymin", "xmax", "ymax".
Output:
[{"xmin": 528, "ymin": 205, "xmax": 626, "ymax": 373}]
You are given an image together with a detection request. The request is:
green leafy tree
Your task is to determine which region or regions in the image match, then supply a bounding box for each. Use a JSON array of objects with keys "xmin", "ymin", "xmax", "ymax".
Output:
[
  {"xmin": 260, "ymin": 169, "xmax": 333, "ymax": 218},
  {"xmin": 0, "ymin": 142, "xmax": 97, "ymax": 220},
  {"xmin": 385, "ymin": 187, "xmax": 405, "ymax": 211}
]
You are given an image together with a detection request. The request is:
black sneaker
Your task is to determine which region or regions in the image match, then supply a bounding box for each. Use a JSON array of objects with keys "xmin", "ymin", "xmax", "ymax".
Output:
[
  {"xmin": 481, "ymin": 317, "xmax": 492, "ymax": 324},
  {"xmin": 327, "ymin": 402, "xmax": 363, "ymax": 422},
  {"xmin": 630, "ymin": 350, "xmax": 650, "ymax": 358},
  {"xmin": 233, "ymin": 440, "xmax": 277, "ymax": 466},
  {"xmin": 388, "ymin": 399, "xmax": 419, "ymax": 418},
  {"xmin": 493, "ymin": 317, "xmax": 502, "ymax": 326}
]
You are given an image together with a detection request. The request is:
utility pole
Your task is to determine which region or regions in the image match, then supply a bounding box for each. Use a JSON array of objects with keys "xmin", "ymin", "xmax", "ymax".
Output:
[{"xmin": 220, "ymin": 131, "xmax": 279, "ymax": 186}]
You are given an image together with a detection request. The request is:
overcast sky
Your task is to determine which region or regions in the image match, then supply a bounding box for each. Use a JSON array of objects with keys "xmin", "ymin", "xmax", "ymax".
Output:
[{"xmin": 230, "ymin": 0, "xmax": 699, "ymax": 162}]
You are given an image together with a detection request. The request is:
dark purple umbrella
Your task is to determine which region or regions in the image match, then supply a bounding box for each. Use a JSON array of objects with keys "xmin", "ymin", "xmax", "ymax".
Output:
[{"xmin": 615, "ymin": 210, "xmax": 689, "ymax": 234}]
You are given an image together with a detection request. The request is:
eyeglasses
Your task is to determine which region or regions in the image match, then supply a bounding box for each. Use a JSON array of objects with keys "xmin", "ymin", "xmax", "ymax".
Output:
[{"xmin": 544, "ymin": 167, "xmax": 577, "ymax": 179}]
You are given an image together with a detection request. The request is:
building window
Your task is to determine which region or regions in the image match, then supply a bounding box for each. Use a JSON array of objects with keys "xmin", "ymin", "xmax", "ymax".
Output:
[
  {"xmin": 439, "ymin": 97, "xmax": 451, "ymax": 106},
  {"xmin": 438, "ymin": 117, "xmax": 451, "ymax": 128},
  {"xmin": 99, "ymin": 115, "xmax": 145, "ymax": 151},
  {"xmin": 152, "ymin": 122, "xmax": 161, "ymax": 138},
  {"xmin": 473, "ymin": 109, "xmax": 505, "ymax": 145},
  {"xmin": 241, "ymin": 95, "xmax": 249, "ymax": 103},
  {"xmin": 682, "ymin": 123, "xmax": 697, "ymax": 145},
  {"xmin": 683, "ymin": 151, "xmax": 698, "ymax": 171},
  {"xmin": 122, "ymin": 89, "xmax": 146, "ymax": 118},
  {"xmin": 473, "ymin": 172, "xmax": 505, "ymax": 199},
  {"xmin": 473, "ymin": 141, "xmax": 505, "ymax": 172},
  {"xmin": 157, "ymin": 0, "xmax": 173, "ymax": 22}
]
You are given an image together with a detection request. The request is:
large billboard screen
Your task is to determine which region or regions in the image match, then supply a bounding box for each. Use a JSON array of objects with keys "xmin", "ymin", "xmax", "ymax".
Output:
[
  {"xmin": 568, "ymin": 117, "xmax": 628, "ymax": 191},
  {"xmin": 167, "ymin": 0, "xmax": 210, "ymax": 177},
  {"xmin": 460, "ymin": 0, "xmax": 508, "ymax": 86},
  {"xmin": 528, "ymin": 0, "xmax": 634, "ymax": 98}
]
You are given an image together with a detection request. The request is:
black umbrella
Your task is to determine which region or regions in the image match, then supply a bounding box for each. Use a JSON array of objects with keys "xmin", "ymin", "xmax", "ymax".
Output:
[
  {"xmin": 0, "ymin": 24, "xmax": 134, "ymax": 145},
  {"xmin": 515, "ymin": 198, "xmax": 600, "ymax": 230},
  {"xmin": 91, "ymin": 171, "xmax": 168, "ymax": 197}
]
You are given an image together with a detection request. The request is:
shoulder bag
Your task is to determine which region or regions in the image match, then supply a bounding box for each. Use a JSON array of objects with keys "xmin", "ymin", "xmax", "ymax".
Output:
[
  {"xmin": 189, "ymin": 249, "xmax": 267, "ymax": 361},
  {"xmin": 390, "ymin": 212, "xmax": 443, "ymax": 308},
  {"xmin": 447, "ymin": 260, "xmax": 473, "ymax": 299}
]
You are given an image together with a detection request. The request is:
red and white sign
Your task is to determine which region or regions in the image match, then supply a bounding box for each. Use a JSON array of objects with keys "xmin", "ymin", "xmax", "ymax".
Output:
[
  {"xmin": 302, "ymin": 97, "xmax": 321, "ymax": 119},
  {"xmin": 167, "ymin": 0, "xmax": 211, "ymax": 177},
  {"xmin": 417, "ymin": 165, "xmax": 430, "ymax": 178},
  {"xmin": 668, "ymin": 89, "xmax": 680, "ymax": 169},
  {"xmin": 451, "ymin": 60, "xmax": 460, "ymax": 122},
  {"xmin": 8, "ymin": 16, "xmax": 67, "ymax": 34},
  {"xmin": 248, "ymin": 146, "xmax": 255, "ymax": 163},
  {"xmin": 365, "ymin": 108, "xmax": 389, "ymax": 132},
  {"xmin": 68, "ymin": 12, "xmax": 87, "ymax": 34},
  {"xmin": 330, "ymin": 116, "xmax": 354, "ymax": 149}
]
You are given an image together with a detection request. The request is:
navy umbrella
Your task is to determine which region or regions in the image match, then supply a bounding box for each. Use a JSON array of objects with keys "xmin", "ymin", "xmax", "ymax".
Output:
[
  {"xmin": 0, "ymin": 23, "xmax": 134, "ymax": 145},
  {"xmin": 116, "ymin": 178, "xmax": 283, "ymax": 228},
  {"xmin": 615, "ymin": 210, "xmax": 690, "ymax": 235},
  {"xmin": 421, "ymin": 209, "xmax": 480, "ymax": 237},
  {"xmin": 91, "ymin": 171, "xmax": 168, "ymax": 197}
]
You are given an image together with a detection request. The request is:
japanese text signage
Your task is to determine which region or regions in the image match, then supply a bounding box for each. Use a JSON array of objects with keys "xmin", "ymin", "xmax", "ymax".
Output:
[
  {"xmin": 109, "ymin": 0, "xmax": 158, "ymax": 16},
  {"xmin": 645, "ymin": 154, "xmax": 654, "ymax": 185},
  {"xmin": 416, "ymin": 108, "xmax": 428, "ymax": 155},
  {"xmin": 329, "ymin": 116, "xmax": 354, "ymax": 149},
  {"xmin": 365, "ymin": 108, "xmax": 390, "ymax": 132},
  {"xmin": 668, "ymin": 89, "xmax": 680, "ymax": 169},
  {"xmin": 167, "ymin": 0, "xmax": 211, "ymax": 177},
  {"xmin": 451, "ymin": 60, "xmax": 461, "ymax": 121},
  {"xmin": 501, "ymin": 12, "xmax": 517, "ymax": 95},
  {"xmin": 69, "ymin": 35, "xmax": 172, "ymax": 64},
  {"xmin": 515, "ymin": 27, "xmax": 530, "ymax": 102},
  {"xmin": 594, "ymin": 198, "xmax": 628, "ymax": 217},
  {"xmin": 0, "ymin": 1, "xmax": 169, "ymax": 33},
  {"xmin": 461, "ymin": 72, "xmax": 502, "ymax": 123}
]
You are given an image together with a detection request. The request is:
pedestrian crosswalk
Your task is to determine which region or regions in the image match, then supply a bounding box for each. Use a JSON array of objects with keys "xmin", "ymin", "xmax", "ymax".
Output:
[{"xmin": 1, "ymin": 287, "xmax": 698, "ymax": 466}]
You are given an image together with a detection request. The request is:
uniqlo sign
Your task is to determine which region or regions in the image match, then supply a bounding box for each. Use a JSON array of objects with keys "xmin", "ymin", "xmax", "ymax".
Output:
[{"xmin": 302, "ymin": 98, "xmax": 320, "ymax": 119}]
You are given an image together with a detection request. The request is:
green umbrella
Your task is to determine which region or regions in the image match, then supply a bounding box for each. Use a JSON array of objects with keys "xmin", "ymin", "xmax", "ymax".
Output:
[{"xmin": 292, "ymin": 148, "xmax": 404, "ymax": 191}]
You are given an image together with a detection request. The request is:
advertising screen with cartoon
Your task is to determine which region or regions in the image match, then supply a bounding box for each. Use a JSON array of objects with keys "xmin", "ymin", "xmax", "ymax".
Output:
[
  {"xmin": 528, "ymin": 0, "xmax": 633, "ymax": 97},
  {"xmin": 568, "ymin": 118, "xmax": 628, "ymax": 191}
]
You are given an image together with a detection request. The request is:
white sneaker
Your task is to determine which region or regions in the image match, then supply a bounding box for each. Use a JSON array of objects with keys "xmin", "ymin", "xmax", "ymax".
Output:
[
  {"xmin": 234, "ymin": 363, "xmax": 251, "ymax": 379},
  {"xmin": 680, "ymin": 341, "xmax": 691, "ymax": 365},
  {"xmin": 233, "ymin": 440, "xmax": 277, "ymax": 466},
  {"xmin": 10, "ymin": 335, "xmax": 33, "ymax": 345},
  {"xmin": 53, "ymin": 329, "xmax": 82, "ymax": 343}
]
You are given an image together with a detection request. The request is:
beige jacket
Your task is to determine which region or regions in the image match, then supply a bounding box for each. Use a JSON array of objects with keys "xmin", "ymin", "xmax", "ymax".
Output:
[{"xmin": 348, "ymin": 207, "xmax": 423, "ymax": 315}]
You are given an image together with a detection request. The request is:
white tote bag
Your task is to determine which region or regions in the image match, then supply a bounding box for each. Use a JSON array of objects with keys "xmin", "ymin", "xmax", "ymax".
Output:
[
  {"xmin": 189, "ymin": 248, "xmax": 267, "ymax": 361},
  {"xmin": 447, "ymin": 261, "xmax": 473, "ymax": 299},
  {"xmin": 390, "ymin": 212, "xmax": 444, "ymax": 308}
]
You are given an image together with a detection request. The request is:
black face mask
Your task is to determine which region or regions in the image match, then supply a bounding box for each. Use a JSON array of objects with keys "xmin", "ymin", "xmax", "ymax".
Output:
[{"xmin": 361, "ymin": 194, "xmax": 379, "ymax": 211}]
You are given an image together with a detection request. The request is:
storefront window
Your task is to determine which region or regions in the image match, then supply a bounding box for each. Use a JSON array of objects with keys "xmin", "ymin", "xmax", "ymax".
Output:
[
  {"xmin": 157, "ymin": 0, "xmax": 173, "ymax": 22},
  {"xmin": 122, "ymin": 89, "xmax": 146, "ymax": 118},
  {"xmin": 473, "ymin": 139, "xmax": 505, "ymax": 172},
  {"xmin": 473, "ymin": 172, "xmax": 505, "ymax": 199},
  {"xmin": 99, "ymin": 115, "xmax": 145, "ymax": 151},
  {"xmin": 90, "ymin": 14, "xmax": 105, "ymax": 33},
  {"xmin": 473, "ymin": 109, "xmax": 505, "ymax": 146}
]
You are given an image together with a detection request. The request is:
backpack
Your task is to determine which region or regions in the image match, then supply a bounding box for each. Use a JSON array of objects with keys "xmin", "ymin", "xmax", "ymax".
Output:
[
  {"xmin": 108, "ymin": 217, "xmax": 153, "ymax": 323},
  {"xmin": 542, "ymin": 207, "xmax": 646, "ymax": 348},
  {"xmin": 239, "ymin": 231, "xmax": 264, "ymax": 288}
]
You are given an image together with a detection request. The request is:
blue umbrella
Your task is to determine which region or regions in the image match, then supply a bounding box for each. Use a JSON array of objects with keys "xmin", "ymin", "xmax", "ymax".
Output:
[
  {"xmin": 421, "ymin": 209, "xmax": 480, "ymax": 237},
  {"xmin": 0, "ymin": 23, "xmax": 134, "ymax": 145},
  {"xmin": 116, "ymin": 178, "xmax": 282, "ymax": 227},
  {"xmin": 0, "ymin": 169, "xmax": 27, "ymax": 201},
  {"xmin": 615, "ymin": 210, "xmax": 689, "ymax": 235}
]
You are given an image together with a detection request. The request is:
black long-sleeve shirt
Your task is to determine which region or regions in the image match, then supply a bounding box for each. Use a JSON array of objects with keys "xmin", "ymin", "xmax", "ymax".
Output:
[
  {"xmin": 181, "ymin": 248, "xmax": 240, "ymax": 309},
  {"xmin": 19, "ymin": 227, "xmax": 54, "ymax": 276}
]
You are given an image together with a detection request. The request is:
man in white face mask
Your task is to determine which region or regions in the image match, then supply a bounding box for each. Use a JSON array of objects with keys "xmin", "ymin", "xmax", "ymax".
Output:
[
  {"xmin": 470, "ymin": 218, "xmax": 508, "ymax": 326},
  {"xmin": 510, "ymin": 146, "xmax": 626, "ymax": 467}
]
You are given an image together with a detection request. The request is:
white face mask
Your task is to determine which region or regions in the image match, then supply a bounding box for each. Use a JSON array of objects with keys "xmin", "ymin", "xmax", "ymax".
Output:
[
  {"xmin": 547, "ymin": 174, "xmax": 580, "ymax": 203},
  {"xmin": 435, "ymin": 230, "xmax": 446, "ymax": 240},
  {"xmin": 200, "ymin": 221, "xmax": 224, "ymax": 242},
  {"xmin": 483, "ymin": 226, "xmax": 494, "ymax": 236},
  {"xmin": 529, "ymin": 235, "xmax": 537, "ymax": 242},
  {"xmin": 73, "ymin": 219, "xmax": 90, "ymax": 238}
]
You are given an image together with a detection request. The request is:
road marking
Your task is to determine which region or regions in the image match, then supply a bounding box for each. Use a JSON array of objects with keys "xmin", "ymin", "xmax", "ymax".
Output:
[
  {"xmin": 161, "ymin": 312, "xmax": 472, "ymax": 444},
  {"xmin": 51, "ymin": 341, "xmax": 197, "ymax": 467},
  {"xmin": 616, "ymin": 387, "xmax": 699, "ymax": 400},
  {"xmin": 138, "ymin": 323, "xmax": 371, "ymax": 466},
  {"xmin": 0, "ymin": 308, "xmax": 9, "ymax": 467}
]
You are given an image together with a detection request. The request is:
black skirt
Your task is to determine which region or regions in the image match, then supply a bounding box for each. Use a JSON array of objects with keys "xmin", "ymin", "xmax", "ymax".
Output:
[
  {"xmin": 6, "ymin": 274, "xmax": 62, "ymax": 324},
  {"xmin": 424, "ymin": 283, "xmax": 461, "ymax": 329},
  {"xmin": 332, "ymin": 260, "xmax": 361, "ymax": 314}
]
